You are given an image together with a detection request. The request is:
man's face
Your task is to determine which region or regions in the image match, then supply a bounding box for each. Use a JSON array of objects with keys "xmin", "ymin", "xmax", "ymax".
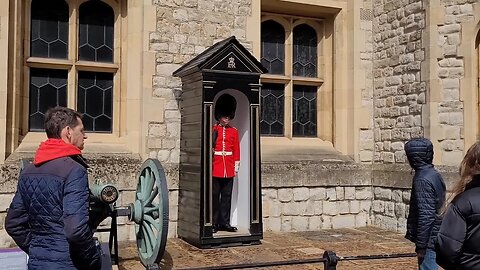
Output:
[
  {"xmin": 67, "ymin": 117, "xmax": 87, "ymax": 150},
  {"xmin": 220, "ymin": 116, "xmax": 231, "ymax": 126}
]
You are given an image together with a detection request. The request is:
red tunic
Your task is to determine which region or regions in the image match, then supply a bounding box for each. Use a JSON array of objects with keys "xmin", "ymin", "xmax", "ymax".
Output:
[{"xmin": 212, "ymin": 124, "xmax": 240, "ymax": 178}]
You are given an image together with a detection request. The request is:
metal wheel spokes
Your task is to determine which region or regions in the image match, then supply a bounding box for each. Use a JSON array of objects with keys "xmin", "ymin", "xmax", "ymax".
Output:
[{"xmin": 130, "ymin": 158, "xmax": 169, "ymax": 267}]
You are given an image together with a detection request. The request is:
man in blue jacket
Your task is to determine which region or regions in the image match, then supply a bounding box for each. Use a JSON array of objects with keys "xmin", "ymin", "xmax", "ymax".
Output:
[
  {"xmin": 5, "ymin": 106, "xmax": 102, "ymax": 269},
  {"xmin": 404, "ymin": 138, "xmax": 446, "ymax": 270}
]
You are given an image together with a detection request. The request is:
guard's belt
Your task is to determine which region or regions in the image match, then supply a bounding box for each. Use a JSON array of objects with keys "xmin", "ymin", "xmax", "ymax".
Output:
[{"xmin": 214, "ymin": 151, "xmax": 233, "ymax": 156}]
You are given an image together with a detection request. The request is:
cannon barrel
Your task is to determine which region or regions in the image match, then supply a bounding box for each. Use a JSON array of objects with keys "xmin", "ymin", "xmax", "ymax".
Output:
[{"xmin": 90, "ymin": 184, "xmax": 119, "ymax": 204}]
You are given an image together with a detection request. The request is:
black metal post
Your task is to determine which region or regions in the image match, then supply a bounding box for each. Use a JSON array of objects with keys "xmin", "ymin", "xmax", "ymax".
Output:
[{"xmin": 323, "ymin": 250, "xmax": 338, "ymax": 270}]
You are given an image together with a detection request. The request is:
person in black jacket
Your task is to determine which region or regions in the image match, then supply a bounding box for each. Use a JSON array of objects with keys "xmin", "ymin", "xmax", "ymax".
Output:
[
  {"xmin": 5, "ymin": 106, "xmax": 102, "ymax": 270},
  {"xmin": 405, "ymin": 138, "xmax": 446, "ymax": 270},
  {"xmin": 436, "ymin": 141, "xmax": 480, "ymax": 269}
]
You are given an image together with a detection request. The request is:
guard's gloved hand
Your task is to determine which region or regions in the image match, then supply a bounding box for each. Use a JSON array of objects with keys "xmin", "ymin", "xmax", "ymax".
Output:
[{"xmin": 234, "ymin": 161, "xmax": 240, "ymax": 175}]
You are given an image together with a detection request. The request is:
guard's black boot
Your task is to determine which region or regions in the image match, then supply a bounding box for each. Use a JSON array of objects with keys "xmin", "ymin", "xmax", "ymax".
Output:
[
  {"xmin": 222, "ymin": 224, "xmax": 237, "ymax": 232},
  {"xmin": 212, "ymin": 224, "xmax": 218, "ymax": 233}
]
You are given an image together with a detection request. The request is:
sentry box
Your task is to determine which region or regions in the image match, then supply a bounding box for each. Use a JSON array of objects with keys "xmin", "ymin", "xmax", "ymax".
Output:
[{"xmin": 173, "ymin": 36, "xmax": 267, "ymax": 248}]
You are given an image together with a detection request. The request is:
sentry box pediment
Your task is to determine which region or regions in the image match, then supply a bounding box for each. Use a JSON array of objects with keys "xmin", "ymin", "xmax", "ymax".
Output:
[
  {"xmin": 173, "ymin": 36, "xmax": 268, "ymax": 78},
  {"xmin": 173, "ymin": 36, "xmax": 267, "ymax": 248}
]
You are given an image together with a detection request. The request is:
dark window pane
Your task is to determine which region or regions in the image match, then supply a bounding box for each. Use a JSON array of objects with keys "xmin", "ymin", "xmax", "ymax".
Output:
[
  {"xmin": 30, "ymin": 0, "xmax": 68, "ymax": 58},
  {"xmin": 260, "ymin": 83, "xmax": 284, "ymax": 136},
  {"xmin": 261, "ymin": 20, "xmax": 285, "ymax": 75},
  {"xmin": 77, "ymin": 71, "xmax": 113, "ymax": 132},
  {"xmin": 293, "ymin": 24, "xmax": 317, "ymax": 77},
  {"xmin": 293, "ymin": 85, "xmax": 317, "ymax": 137},
  {"xmin": 29, "ymin": 68, "xmax": 68, "ymax": 131},
  {"xmin": 79, "ymin": 1, "xmax": 114, "ymax": 62}
]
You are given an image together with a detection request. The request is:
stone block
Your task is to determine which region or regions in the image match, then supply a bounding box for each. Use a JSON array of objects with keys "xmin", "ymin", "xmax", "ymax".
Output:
[
  {"xmin": 168, "ymin": 221, "xmax": 177, "ymax": 238},
  {"xmin": 402, "ymin": 190, "xmax": 411, "ymax": 203},
  {"xmin": 304, "ymin": 201, "xmax": 315, "ymax": 216},
  {"xmin": 326, "ymin": 188, "xmax": 337, "ymax": 201},
  {"xmin": 374, "ymin": 187, "xmax": 392, "ymax": 200},
  {"xmin": 332, "ymin": 215, "xmax": 356, "ymax": 229},
  {"xmin": 350, "ymin": 200, "xmax": 360, "ymax": 214},
  {"xmin": 314, "ymin": 201, "xmax": 323, "ymax": 215},
  {"xmin": 0, "ymin": 194, "xmax": 13, "ymax": 212},
  {"xmin": 385, "ymin": 201, "xmax": 395, "ymax": 217},
  {"xmin": 374, "ymin": 215, "xmax": 398, "ymax": 231},
  {"xmin": 292, "ymin": 216, "xmax": 309, "ymax": 231},
  {"xmin": 360, "ymin": 200, "xmax": 372, "ymax": 212},
  {"xmin": 442, "ymin": 150, "xmax": 463, "ymax": 166},
  {"xmin": 345, "ymin": 187, "xmax": 355, "ymax": 200},
  {"xmin": 323, "ymin": 201, "xmax": 337, "ymax": 215},
  {"xmin": 262, "ymin": 188, "xmax": 277, "ymax": 200},
  {"xmin": 278, "ymin": 189, "xmax": 293, "ymax": 202},
  {"xmin": 310, "ymin": 188, "xmax": 326, "ymax": 201},
  {"xmin": 397, "ymin": 218, "xmax": 407, "ymax": 232},
  {"xmin": 264, "ymin": 217, "xmax": 281, "ymax": 231},
  {"xmin": 355, "ymin": 212, "xmax": 369, "ymax": 227},
  {"xmin": 308, "ymin": 216, "xmax": 322, "ymax": 231},
  {"xmin": 285, "ymin": 202, "xmax": 307, "ymax": 216},
  {"xmin": 372, "ymin": 201, "xmax": 384, "ymax": 213},
  {"xmin": 293, "ymin": 187, "xmax": 310, "ymax": 202},
  {"xmin": 281, "ymin": 216, "xmax": 292, "ymax": 231},
  {"xmin": 337, "ymin": 201, "xmax": 350, "ymax": 214},
  {"xmin": 0, "ymin": 229, "xmax": 14, "ymax": 248},
  {"xmin": 336, "ymin": 187, "xmax": 345, "ymax": 200},
  {"xmin": 392, "ymin": 190, "xmax": 402, "ymax": 202},
  {"xmin": 356, "ymin": 187, "xmax": 373, "ymax": 200},
  {"xmin": 322, "ymin": 215, "xmax": 332, "ymax": 229},
  {"xmin": 395, "ymin": 203, "xmax": 406, "ymax": 218}
]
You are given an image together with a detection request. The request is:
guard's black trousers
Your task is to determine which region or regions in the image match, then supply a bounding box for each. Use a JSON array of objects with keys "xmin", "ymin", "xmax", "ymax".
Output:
[{"xmin": 212, "ymin": 177, "xmax": 234, "ymax": 227}]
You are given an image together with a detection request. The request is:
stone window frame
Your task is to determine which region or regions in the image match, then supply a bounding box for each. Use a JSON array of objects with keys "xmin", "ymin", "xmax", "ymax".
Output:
[
  {"xmin": 21, "ymin": 0, "xmax": 122, "ymax": 143},
  {"xmin": 260, "ymin": 13, "xmax": 333, "ymax": 142},
  {"xmin": 1, "ymin": 0, "xmax": 160, "ymax": 163}
]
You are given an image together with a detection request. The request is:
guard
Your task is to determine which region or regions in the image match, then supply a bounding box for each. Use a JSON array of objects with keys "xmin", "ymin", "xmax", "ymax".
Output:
[{"xmin": 212, "ymin": 94, "xmax": 240, "ymax": 233}]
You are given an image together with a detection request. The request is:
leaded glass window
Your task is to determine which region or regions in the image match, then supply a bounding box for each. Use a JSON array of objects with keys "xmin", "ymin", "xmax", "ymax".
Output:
[
  {"xmin": 79, "ymin": 1, "xmax": 114, "ymax": 62},
  {"xmin": 293, "ymin": 24, "xmax": 317, "ymax": 77},
  {"xmin": 27, "ymin": 0, "xmax": 117, "ymax": 133},
  {"xmin": 29, "ymin": 68, "xmax": 68, "ymax": 131},
  {"xmin": 77, "ymin": 72, "xmax": 113, "ymax": 132},
  {"xmin": 293, "ymin": 85, "xmax": 317, "ymax": 137},
  {"xmin": 261, "ymin": 20, "xmax": 285, "ymax": 75},
  {"xmin": 30, "ymin": 0, "xmax": 68, "ymax": 59},
  {"xmin": 261, "ymin": 83, "xmax": 284, "ymax": 136}
]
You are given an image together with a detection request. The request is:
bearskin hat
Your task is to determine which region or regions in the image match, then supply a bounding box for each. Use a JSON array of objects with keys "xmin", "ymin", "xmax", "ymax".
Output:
[{"xmin": 214, "ymin": 94, "xmax": 237, "ymax": 121}]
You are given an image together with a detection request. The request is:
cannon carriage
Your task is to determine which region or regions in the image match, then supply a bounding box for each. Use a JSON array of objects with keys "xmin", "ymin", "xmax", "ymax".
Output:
[{"xmin": 20, "ymin": 158, "xmax": 170, "ymax": 270}]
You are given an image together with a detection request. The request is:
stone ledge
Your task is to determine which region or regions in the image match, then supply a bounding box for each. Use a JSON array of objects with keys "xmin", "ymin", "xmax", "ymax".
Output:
[{"xmin": 262, "ymin": 161, "xmax": 459, "ymax": 189}]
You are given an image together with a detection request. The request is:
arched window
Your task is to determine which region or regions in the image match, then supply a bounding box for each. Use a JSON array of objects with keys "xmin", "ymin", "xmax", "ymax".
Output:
[
  {"xmin": 260, "ymin": 17, "xmax": 323, "ymax": 138},
  {"xmin": 27, "ymin": 0, "xmax": 118, "ymax": 133},
  {"xmin": 293, "ymin": 24, "xmax": 317, "ymax": 77},
  {"xmin": 261, "ymin": 20, "xmax": 285, "ymax": 75},
  {"xmin": 30, "ymin": 0, "xmax": 69, "ymax": 59}
]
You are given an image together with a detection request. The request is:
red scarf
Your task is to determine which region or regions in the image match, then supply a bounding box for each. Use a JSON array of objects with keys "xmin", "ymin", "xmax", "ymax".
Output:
[{"xmin": 33, "ymin": 139, "xmax": 82, "ymax": 165}]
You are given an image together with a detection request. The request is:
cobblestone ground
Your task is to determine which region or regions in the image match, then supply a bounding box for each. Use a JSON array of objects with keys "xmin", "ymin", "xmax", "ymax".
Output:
[{"xmin": 117, "ymin": 227, "xmax": 418, "ymax": 270}]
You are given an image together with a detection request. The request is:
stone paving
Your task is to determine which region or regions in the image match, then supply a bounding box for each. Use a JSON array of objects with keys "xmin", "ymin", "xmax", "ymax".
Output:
[{"xmin": 117, "ymin": 226, "xmax": 419, "ymax": 270}]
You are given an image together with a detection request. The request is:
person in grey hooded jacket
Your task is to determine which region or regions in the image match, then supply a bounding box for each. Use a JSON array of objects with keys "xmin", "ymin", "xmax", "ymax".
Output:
[{"xmin": 404, "ymin": 138, "xmax": 446, "ymax": 270}]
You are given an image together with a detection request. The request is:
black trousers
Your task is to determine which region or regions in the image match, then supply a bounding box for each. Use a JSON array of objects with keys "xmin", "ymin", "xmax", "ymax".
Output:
[{"xmin": 212, "ymin": 177, "xmax": 234, "ymax": 227}]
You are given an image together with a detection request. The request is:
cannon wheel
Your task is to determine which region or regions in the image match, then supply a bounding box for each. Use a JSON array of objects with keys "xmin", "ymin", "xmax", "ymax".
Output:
[{"xmin": 129, "ymin": 158, "xmax": 169, "ymax": 267}]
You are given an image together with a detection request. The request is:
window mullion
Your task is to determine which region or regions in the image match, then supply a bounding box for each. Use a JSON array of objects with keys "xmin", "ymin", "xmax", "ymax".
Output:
[
  {"xmin": 68, "ymin": 2, "xmax": 78, "ymax": 109},
  {"xmin": 285, "ymin": 23, "xmax": 293, "ymax": 139}
]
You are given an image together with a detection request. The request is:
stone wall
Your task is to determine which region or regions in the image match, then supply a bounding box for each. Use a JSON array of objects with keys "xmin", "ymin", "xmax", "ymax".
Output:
[
  {"xmin": 359, "ymin": 0, "xmax": 375, "ymax": 163},
  {"xmin": 373, "ymin": 0, "xmax": 426, "ymax": 163},
  {"xmin": 262, "ymin": 186, "xmax": 373, "ymax": 232},
  {"xmin": 434, "ymin": 0, "xmax": 476, "ymax": 165},
  {"xmin": 148, "ymin": 0, "xmax": 253, "ymax": 166}
]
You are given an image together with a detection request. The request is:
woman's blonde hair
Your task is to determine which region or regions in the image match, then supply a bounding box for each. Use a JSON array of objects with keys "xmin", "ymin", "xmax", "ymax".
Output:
[{"xmin": 444, "ymin": 141, "xmax": 480, "ymax": 212}]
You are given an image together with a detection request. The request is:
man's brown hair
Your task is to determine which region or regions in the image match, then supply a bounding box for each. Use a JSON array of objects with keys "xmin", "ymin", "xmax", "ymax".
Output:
[{"xmin": 44, "ymin": 106, "xmax": 82, "ymax": 138}]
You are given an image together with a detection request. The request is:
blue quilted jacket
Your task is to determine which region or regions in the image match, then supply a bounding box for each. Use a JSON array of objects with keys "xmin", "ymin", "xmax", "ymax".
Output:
[
  {"xmin": 404, "ymin": 138, "xmax": 446, "ymax": 251},
  {"xmin": 5, "ymin": 156, "xmax": 101, "ymax": 270}
]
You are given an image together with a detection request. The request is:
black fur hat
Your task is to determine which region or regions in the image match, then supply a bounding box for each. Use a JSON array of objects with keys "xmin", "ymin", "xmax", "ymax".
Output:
[{"xmin": 214, "ymin": 94, "xmax": 237, "ymax": 121}]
